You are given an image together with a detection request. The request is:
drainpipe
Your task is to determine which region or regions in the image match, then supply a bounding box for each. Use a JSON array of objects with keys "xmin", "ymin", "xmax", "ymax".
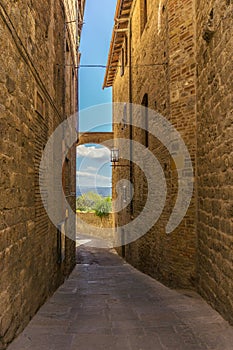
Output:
[
  {"xmin": 128, "ymin": 16, "xmax": 133, "ymax": 216},
  {"xmin": 62, "ymin": 10, "xmax": 67, "ymax": 222},
  {"xmin": 76, "ymin": 0, "xmax": 80, "ymax": 139}
]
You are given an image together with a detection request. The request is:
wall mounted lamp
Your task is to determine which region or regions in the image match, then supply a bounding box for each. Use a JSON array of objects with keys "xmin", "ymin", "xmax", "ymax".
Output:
[
  {"xmin": 111, "ymin": 148, "xmax": 119, "ymax": 163},
  {"xmin": 110, "ymin": 148, "xmax": 131, "ymax": 167}
]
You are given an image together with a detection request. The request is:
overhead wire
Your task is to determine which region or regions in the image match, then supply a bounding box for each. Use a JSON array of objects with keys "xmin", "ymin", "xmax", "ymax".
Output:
[{"xmin": 62, "ymin": 63, "xmax": 168, "ymax": 69}]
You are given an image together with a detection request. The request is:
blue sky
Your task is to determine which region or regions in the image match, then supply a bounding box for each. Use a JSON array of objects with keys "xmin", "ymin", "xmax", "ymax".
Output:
[
  {"xmin": 77, "ymin": 0, "xmax": 117, "ymax": 189},
  {"xmin": 79, "ymin": 0, "xmax": 116, "ymax": 132}
]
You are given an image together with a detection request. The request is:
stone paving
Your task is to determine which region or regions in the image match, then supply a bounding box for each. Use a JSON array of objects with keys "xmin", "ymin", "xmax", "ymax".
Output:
[{"xmin": 8, "ymin": 245, "xmax": 233, "ymax": 350}]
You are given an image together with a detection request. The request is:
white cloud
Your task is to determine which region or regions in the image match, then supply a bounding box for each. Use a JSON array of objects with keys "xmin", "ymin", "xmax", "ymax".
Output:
[
  {"xmin": 76, "ymin": 145, "xmax": 111, "ymax": 187},
  {"xmin": 85, "ymin": 166, "xmax": 97, "ymax": 173},
  {"xmin": 76, "ymin": 145, "xmax": 110, "ymax": 160},
  {"xmin": 76, "ymin": 170, "xmax": 111, "ymax": 187}
]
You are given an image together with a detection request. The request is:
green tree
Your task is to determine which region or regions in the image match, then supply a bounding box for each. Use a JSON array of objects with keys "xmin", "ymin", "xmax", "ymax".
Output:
[
  {"xmin": 76, "ymin": 192, "xmax": 103, "ymax": 212},
  {"xmin": 94, "ymin": 196, "xmax": 112, "ymax": 220}
]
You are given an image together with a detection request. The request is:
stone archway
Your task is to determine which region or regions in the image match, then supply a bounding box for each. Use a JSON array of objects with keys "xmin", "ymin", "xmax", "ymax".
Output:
[
  {"xmin": 76, "ymin": 132, "xmax": 115, "ymax": 241},
  {"xmin": 77, "ymin": 132, "xmax": 114, "ymax": 149}
]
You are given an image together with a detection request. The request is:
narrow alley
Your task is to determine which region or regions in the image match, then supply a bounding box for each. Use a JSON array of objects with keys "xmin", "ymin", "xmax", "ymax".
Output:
[
  {"xmin": 1, "ymin": 0, "xmax": 233, "ymax": 349},
  {"xmin": 8, "ymin": 245, "xmax": 233, "ymax": 350}
]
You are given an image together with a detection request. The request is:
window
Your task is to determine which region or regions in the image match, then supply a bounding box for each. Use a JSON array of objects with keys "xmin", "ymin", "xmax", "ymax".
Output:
[
  {"xmin": 35, "ymin": 90, "xmax": 45, "ymax": 118},
  {"xmin": 140, "ymin": 0, "xmax": 148, "ymax": 34},
  {"xmin": 142, "ymin": 93, "xmax": 149, "ymax": 147},
  {"xmin": 66, "ymin": 40, "xmax": 70, "ymax": 52},
  {"xmin": 57, "ymin": 222, "xmax": 66, "ymax": 264},
  {"xmin": 124, "ymin": 36, "xmax": 128, "ymax": 66},
  {"xmin": 121, "ymin": 48, "xmax": 125, "ymax": 76}
]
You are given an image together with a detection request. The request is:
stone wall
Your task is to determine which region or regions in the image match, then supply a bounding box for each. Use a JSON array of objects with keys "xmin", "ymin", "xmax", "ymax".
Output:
[
  {"xmin": 112, "ymin": 0, "xmax": 197, "ymax": 289},
  {"xmin": 196, "ymin": 0, "xmax": 233, "ymax": 324},
  {"xmin": 77, "ymin": 212, "xmax": 114, "ymax": 241},
  {"xmin": 110, "ymin": 0, "xmax": 233, "ymax": 324},
  {"xmin": 0, "ymin": 0, "xmax": 78, "ymax": 348}
]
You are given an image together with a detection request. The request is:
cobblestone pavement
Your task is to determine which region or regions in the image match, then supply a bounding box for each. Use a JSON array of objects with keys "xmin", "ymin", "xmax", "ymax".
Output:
[{"xmin": 8, "ymin": 244, "xmax": 233, "ymax": 350}]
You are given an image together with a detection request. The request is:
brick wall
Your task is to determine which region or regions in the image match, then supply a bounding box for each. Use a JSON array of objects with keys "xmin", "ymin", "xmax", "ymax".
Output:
[
  {"xmin": 112, "ymin": 0, "xmax": 197, "ymax": 288},
  {"xmin": 110, "ymin": 0, "xmax": 233, "ymax": 324},
  {"xmin": 196, "ymin": 0, "xmax": 233, "ymax": 324},
  {"xmin": 0, "ymin": 0, "xmax": 77, "ymax": 347}
]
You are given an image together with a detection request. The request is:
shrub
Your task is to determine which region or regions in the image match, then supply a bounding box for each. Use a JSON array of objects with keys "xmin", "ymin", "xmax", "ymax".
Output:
[
  {"xmin": 76, "ymin": 192, "xmax": 112, "ymax": 214},
  {"xmin": 94, "ymin": 196, "xmax": 111, "ymax": 220},
  {"xmin": 76, "ymin": 192, "xmax": 102, "ymax": 212}
]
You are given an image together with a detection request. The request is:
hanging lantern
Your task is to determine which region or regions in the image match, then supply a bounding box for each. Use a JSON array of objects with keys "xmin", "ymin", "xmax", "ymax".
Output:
[{"xmin": 111, "ymin": 148, "xmax": 119, "ymax": 163}]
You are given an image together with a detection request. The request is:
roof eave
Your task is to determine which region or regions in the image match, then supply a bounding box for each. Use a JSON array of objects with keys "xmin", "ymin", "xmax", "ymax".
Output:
[{"xmin": 102, "ymin": 0, "xmax": 132, "ymax": 89}]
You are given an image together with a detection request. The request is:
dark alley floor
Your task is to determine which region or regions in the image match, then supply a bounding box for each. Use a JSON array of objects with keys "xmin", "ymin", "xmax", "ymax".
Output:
[{"xmin": 8, "ymin": 245, "xmax": 233, "ymax": 350}]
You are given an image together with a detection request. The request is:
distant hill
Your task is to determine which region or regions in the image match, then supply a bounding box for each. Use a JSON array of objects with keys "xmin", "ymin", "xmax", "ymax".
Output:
[{"xmin": 76, "ymin": 186, "xmax": 112, "ymax": 198}]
